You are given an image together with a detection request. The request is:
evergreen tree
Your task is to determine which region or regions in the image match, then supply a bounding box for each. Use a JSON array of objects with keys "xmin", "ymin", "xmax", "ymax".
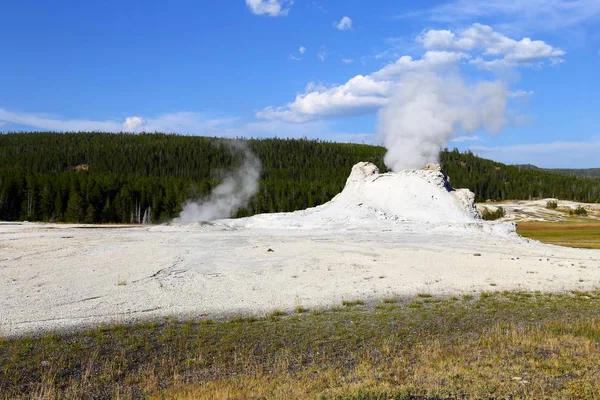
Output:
[
  {"xmin": 54, "ymin": 192, "xmax": 64, "ymax": 222},
  {"xmin": 65, "ymin": 188, "xmax": 84, "ymax": 223},
  {"xmin": 84, "ymin": 204, "xmax": 97, "ymax": 224}
]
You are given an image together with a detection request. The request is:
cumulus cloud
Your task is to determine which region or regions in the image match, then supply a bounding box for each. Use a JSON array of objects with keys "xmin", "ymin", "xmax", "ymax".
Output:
[
  {"xmin": 245, "ymin": 0, "xmax": 292, "ymax": 17},
  {"xmin": 336, "ymin": 16, "xmax": 352, "ymax": 30},
  {"xmin": 290, "ymin": 46, "xmax": 306, "ymax": 61},
  {"xmin": 257, "ymin": 75, "xmax": 396, "ymax": 123},
  {"xmin": 418, "ymin": 23, "xmax": 565, "ymax": 68},
  {"xmin": 371, "ymin": 51, "xmax": 468, "ymax": 81},
  {"xmin": 257, "ymin": 51, "xmax": 467, "ymax": 123},
  {"xmin": 255, "ymin": 24, "xmax": 563, "ymax": 125},
  {"xmin": 122, "ymin": 116, "xmax": 146, "ymax": 132}
]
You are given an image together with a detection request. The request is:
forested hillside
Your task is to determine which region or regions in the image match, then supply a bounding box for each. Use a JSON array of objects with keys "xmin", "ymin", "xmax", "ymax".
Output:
[
  {"xmin": 515, "ymin": 164, "xmax": 600, "ymax": 179},
  {"xmin": 548, "ymin": 168, "xmax": 600, "ymax": 178},
  {"xmin": 440, "ymin": 150, "xmax": 600, "ymax": 201},
  {"xmin": 0, "ymin": 133, "xmax": 385, "ymax": 223},
  {"xmin": 1, "ymin": 132, "xmax": 599, "ymax": 223}
]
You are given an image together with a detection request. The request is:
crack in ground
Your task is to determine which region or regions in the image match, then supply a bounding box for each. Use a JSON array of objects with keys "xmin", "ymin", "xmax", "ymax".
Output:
[
  {"xmin": 56, "ymin": 295, "xmax": 105, "ymax": 307},
  {"xmin": 132, "ymin": 251, "xmax": 190, "ymax": 289}
]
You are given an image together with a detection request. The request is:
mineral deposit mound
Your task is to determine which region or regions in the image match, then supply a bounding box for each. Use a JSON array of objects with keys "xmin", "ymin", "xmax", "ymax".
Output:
[{"xmin": 225, "ymin": 162, "xmax": 488, "ymax": 231}]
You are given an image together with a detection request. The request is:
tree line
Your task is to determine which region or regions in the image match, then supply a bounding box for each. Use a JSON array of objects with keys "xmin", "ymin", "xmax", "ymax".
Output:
[{"xmin": 0, "ymin": 132, "xmax": 598, "ymax": 223}]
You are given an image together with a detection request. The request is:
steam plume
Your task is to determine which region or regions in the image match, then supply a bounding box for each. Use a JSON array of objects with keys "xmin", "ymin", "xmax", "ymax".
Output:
[
  {"xmin": 377, "ymin": 72, "xmax": 507, "ymax": 171},
  {"xmin": 174, "ymin": 141, "xmax": 261, "ymax": 222}
]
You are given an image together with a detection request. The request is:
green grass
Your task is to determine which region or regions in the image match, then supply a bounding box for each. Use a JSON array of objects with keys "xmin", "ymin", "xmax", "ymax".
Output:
[
  {"xmin": 342, "ymin": 299, "xmax": 365, "ymax": 307},
  {"xmin": 382, "ymin": 297, "xmax": 398, "ymax": 304},
  {"xmin": 267, "ymin": 309, "xmax": 287, "ymax": 319},
  {"xmin": 517, "ymin": 221, "xmax": 600, "ymax": 249},
  {"xmin": 2, "ymin": 291, "xmax": 600, "ymax": 399}
]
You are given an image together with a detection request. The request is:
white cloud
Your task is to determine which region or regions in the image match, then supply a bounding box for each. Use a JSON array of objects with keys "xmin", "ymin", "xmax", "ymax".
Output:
[
  {"xmin": 0, "ymin": 108, "xmax": 122, "ymax": 132},
  {"xmin": 256, "ymin": 25, "xmax": 560, "ymax": 124},
  {"xmin": 471, "ymin": 140, "xmax": 600, "ymax": 167},
  {"xmin": 122, "ymin": 116, "xmax": 146, "ymax": 132},
  {"xmin": 317, "ymin": 51, "xmax": 326, "ymax": 61},
  {"xmin": 508, "ymin": 90, "xmax": 534, "ymax": 98},
  {"xmin": 256, "ymin": 50, "xmax": 472, "ymax": 123},
  {"xmin": 311, "ymin": 1, "xmax": 327, "ymax": 13},
  {"xmin": 0, "ymin": 107, "xmax": 371, "ymax": 143},
  {"xmin": 410, "ymin": 0, "xmax": 600, "ymax": 31},
  {"xmin": 257, "ymin": 28, "xmax": 553, "ymax": 125},
  {"xmin": 336, "ymin": 16, "xmax": 352, "ymax": 31},
  {"xmin": 245, "ymin": 0, "xmax": 292, "ymax": 17},
  {"xmin": 299, "ymin": 46, "xmax": 306, "ymax": 54},
  {"xmin": 142, "ymin": 112, "xmax": 239, "ymax": 134},
  {"xmin": 0, "ymin": 109, "xmax": 237, "ymax": 134},
  {"xmin": 341, "ymin": 58, "xmax": 354, "ymax": 64},
  {"xmin": 371, "ymin": 51, "xmax": 468, "ymax": 81},
  {"xmin": 238, "ymin": 119, "xmax": 373, "ymax": 143},
  {"xmin": 289, "ymin": 54, "xmax": 302, "ymax": 61},
  {"xmin": 418, "ymin": 23, "xmax": 565, "ymax": 69},
  {"xmin": 451, "ymin": 135, "xmax": 483, "ymax": 143},
  {"xmin": 257, "ymin": 75, "xmax": 396, "ymax": 123}
]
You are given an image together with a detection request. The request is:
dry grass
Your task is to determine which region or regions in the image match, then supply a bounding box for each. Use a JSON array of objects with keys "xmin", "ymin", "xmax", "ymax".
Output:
[
  {"xmin": 517, "ymin": 221, "xmax": 600, "ymax": 249},
  {"xmin": 2, "ymin": 291, "xmax": 600, "ymax": 399}
]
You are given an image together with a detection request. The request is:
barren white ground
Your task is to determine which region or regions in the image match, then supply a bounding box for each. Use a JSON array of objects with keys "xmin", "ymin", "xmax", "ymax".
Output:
[{"xmin": 2, "ymin": 163, "xmax": 599, "ymax": 337}]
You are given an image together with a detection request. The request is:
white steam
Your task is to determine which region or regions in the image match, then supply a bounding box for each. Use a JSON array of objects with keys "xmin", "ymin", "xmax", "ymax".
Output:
[
  {"xmin": 174, "ymin": 142, "xmax": 261, "ymax": 222},
  {"xmin": 377, "ymin": 72, "xmax": 507, "ymax": 171}
]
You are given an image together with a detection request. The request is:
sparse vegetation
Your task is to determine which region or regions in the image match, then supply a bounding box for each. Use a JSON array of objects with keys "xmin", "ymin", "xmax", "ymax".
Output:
[
  {"xmin": 267, "ymin": 309, "xmax": 286, "ymax": 319},
  {"xmin": 571, "ymin": 205, "xmax": 588, "ymax": 216},
  {"xmin": 480, "ymin": 206, "xmax": 505, "ymax": 220},
  {"xmin": 2, "ymin": 291, "xmax": 600, "ymax": 399},
  {"xmin": 546, "ymin": 200, "xmax": 558, "ymax": 209},
  {"xmin": 382, "ymin": 297, "xmax": 398, "ymax": 304},
  {"xmin": 342, "ymin": 299, "xmax": 365, "ymax": 307}
]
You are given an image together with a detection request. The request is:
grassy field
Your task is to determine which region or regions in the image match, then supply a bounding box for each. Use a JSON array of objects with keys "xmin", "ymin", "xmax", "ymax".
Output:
[
  {"xmin": 517, "ymin": 220, "xmax": 600, "ymax": 249},
  {"xmin": 2, "ymin": 290, "xmax": 600, "ymax": 399}
]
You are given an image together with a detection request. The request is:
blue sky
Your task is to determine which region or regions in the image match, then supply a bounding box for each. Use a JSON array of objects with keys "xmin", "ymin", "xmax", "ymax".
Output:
[{"xmin": 1, "ymin": 0, "xmax": 599, "ymax": 167}]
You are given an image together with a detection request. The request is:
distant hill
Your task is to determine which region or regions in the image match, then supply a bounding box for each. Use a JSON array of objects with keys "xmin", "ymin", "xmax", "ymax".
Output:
[
  {"xmin": 546, "ymin": 168, "xmax": 600, "ymax": 178},
  {"xmin": 440, "ymin": 149, "xmax": 600, "ymax": 202},
  {"xmin": 513, "ymin": 164, "xmax": 600, "ymax": 178},
  {"xmin": 1, "ymin": 132, "xmax": 599, "ymax": 223}
]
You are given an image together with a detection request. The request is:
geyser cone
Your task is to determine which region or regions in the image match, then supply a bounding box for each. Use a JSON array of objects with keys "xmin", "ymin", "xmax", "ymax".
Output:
[{"xmin": 223, "ymin": 162, "xmax": 486, "ymax": 230}]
